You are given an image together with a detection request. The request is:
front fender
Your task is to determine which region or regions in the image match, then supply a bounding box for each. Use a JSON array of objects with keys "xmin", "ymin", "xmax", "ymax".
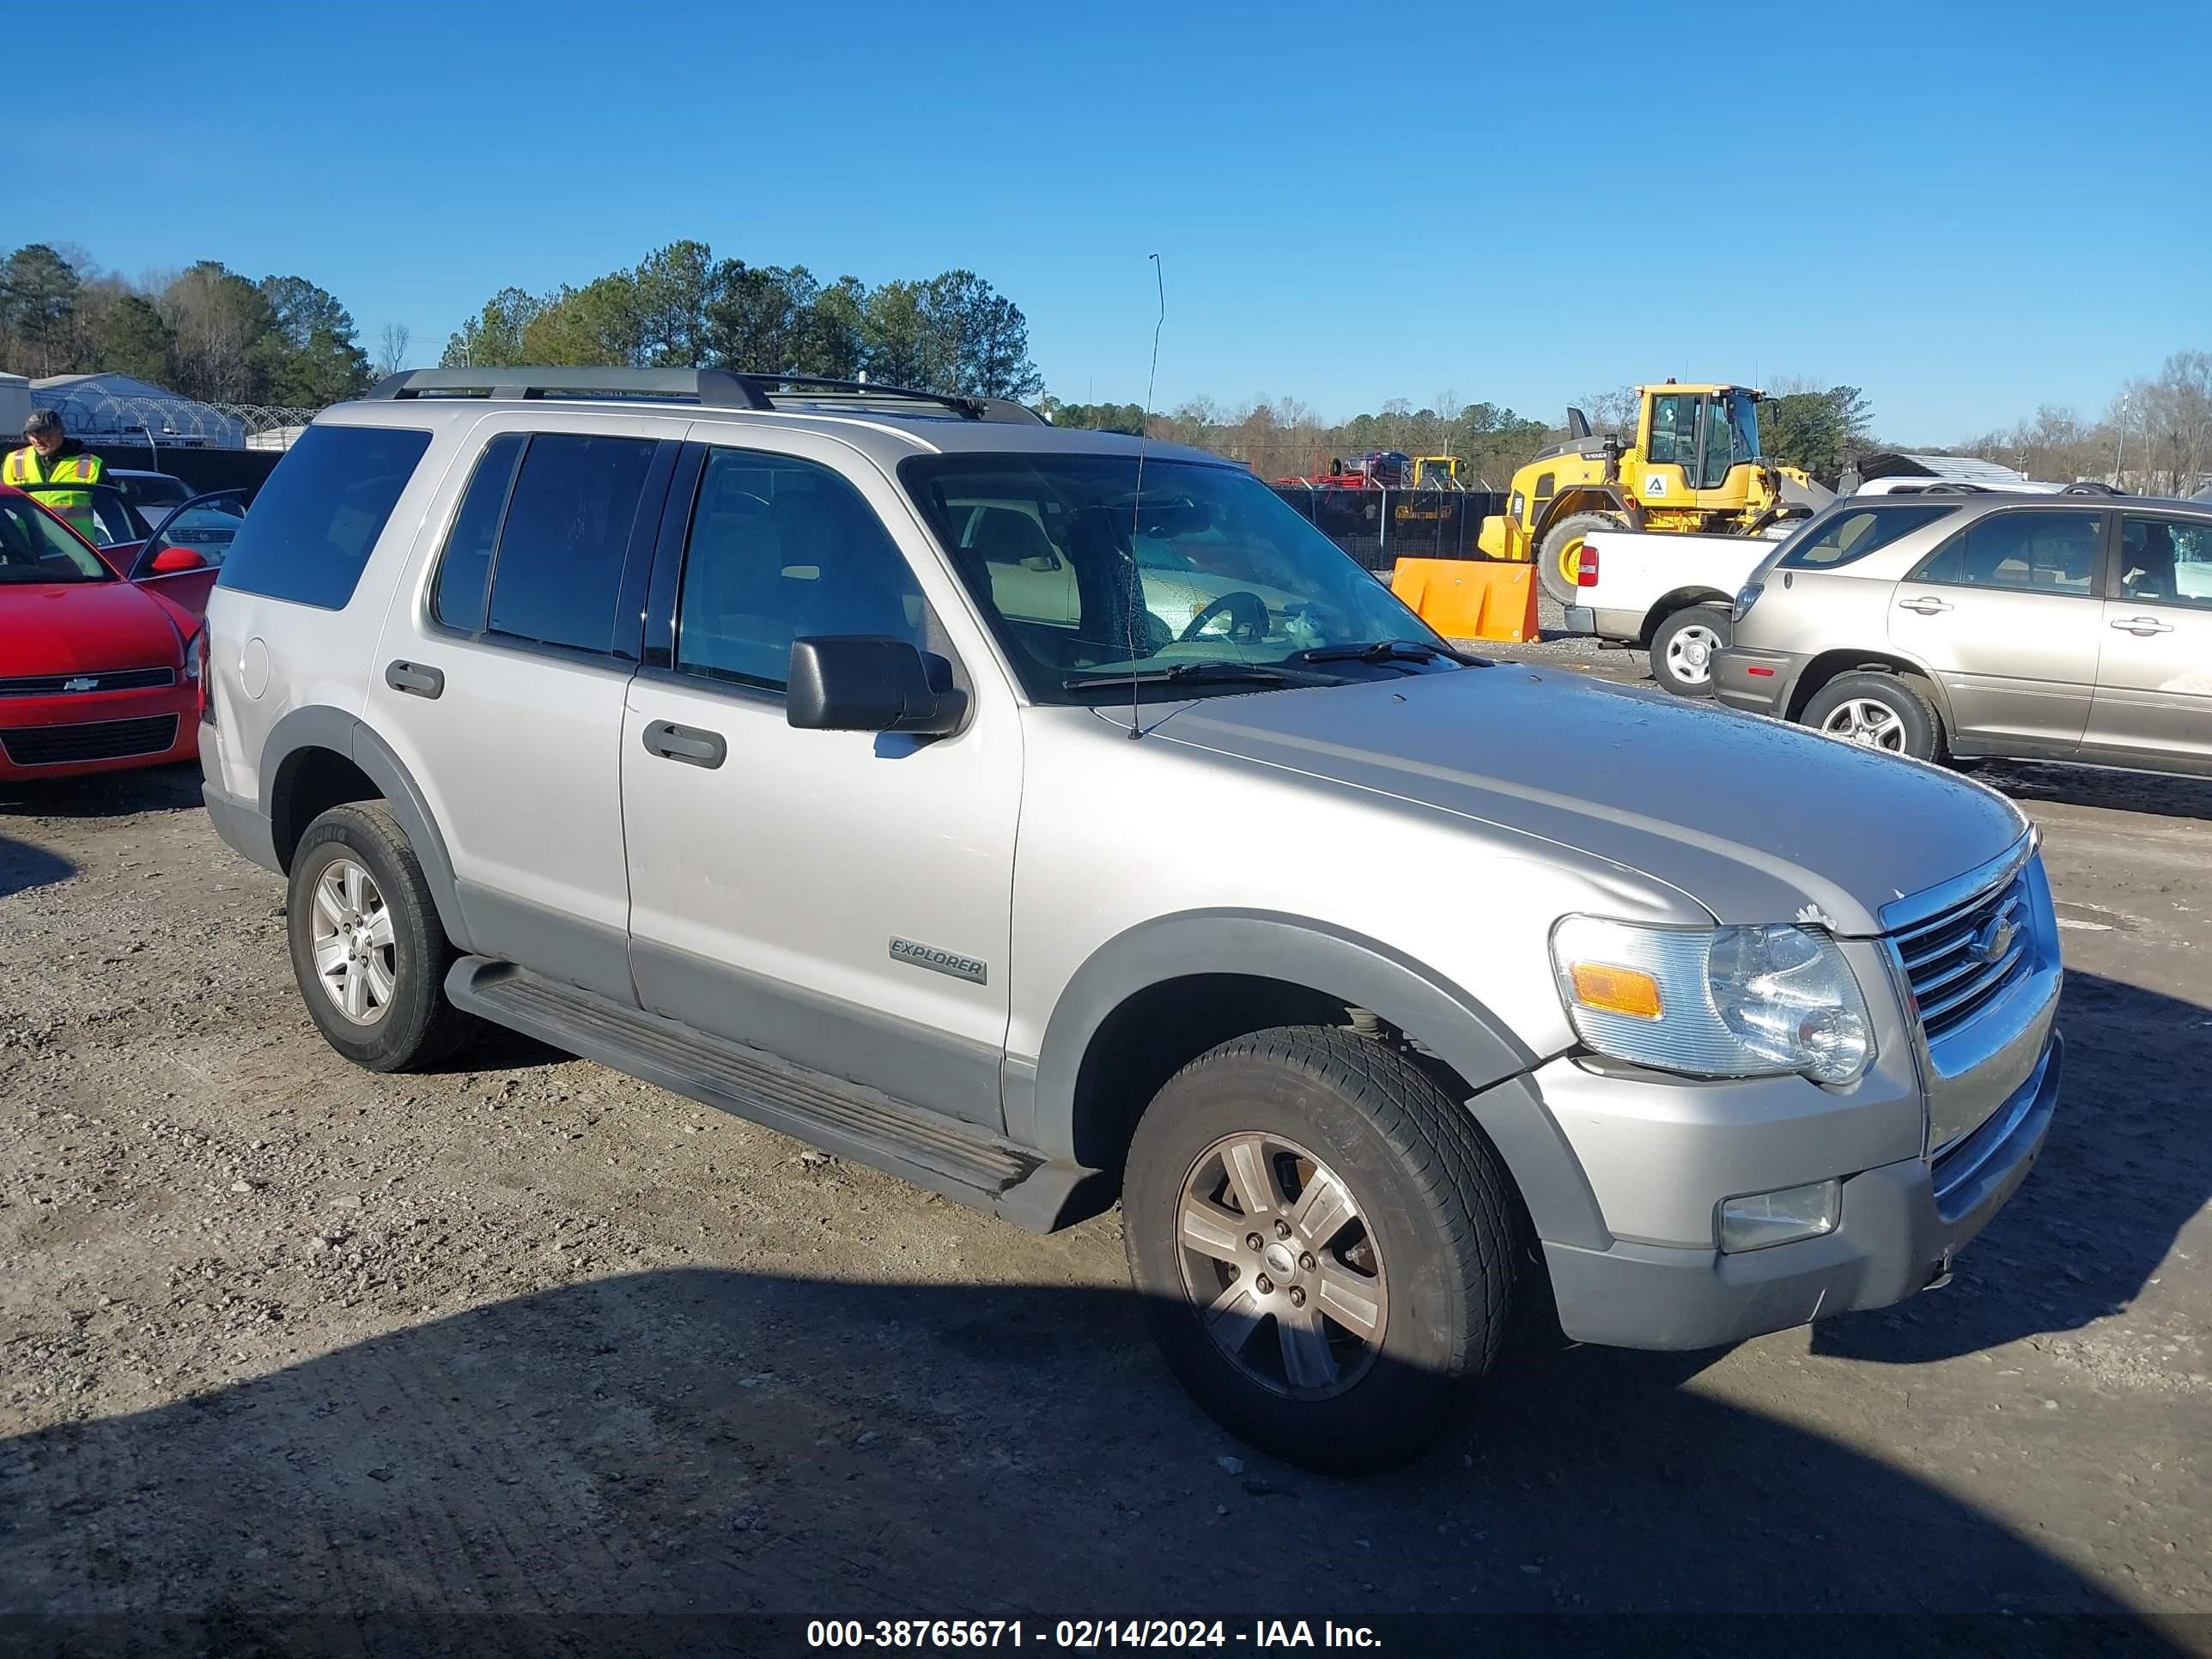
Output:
[{"xmin": 1027, "ymin": 909, "xmax": 1610, "ymax": 1249}]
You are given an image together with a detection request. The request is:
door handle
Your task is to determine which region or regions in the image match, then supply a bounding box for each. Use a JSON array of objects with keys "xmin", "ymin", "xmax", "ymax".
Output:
[
  {"xmin": 1897, "ymin": 596, "xmax": 1952, "ymax": 616},
  {"xmin": 2111, "ymin": 617, "xmax": 2174, "ymax": 635},
  {"xmin": 385, "ymin": 659, "xmax": 444, "ymax": 699},
  {"xmin": 641, "ymin": 720, "xmax": 726, "ymax": 769}
]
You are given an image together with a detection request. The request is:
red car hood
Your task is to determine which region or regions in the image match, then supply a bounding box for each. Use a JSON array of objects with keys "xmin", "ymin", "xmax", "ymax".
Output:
[{"xmin": 0, "ymin": 580, "xmax": 185, "ymax": 677}]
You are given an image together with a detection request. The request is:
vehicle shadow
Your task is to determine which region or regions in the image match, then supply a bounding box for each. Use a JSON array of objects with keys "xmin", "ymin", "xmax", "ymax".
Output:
[
  {"xmin": 0, "ymin": 761, "xmax": 205, "ymax": 822},
  {"xmin": 0, "ymin": 1269, "xmax": 2186, "ymax": 1654},
  {"xmin": 0, "ymin": 833, "xmax": 72, "ymax": 901},
  {"xmin": 1813, "ymin": 969, "xmax": 2209, "ymax": 1364},
  {"xmin": 1975, "ymin": 759, "xmax": 2212, "ymax": 824}
]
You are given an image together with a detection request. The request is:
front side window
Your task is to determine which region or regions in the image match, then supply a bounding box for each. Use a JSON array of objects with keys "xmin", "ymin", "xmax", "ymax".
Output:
[
  {"xmin": 675, "ymin": 448, "xmax": 927, "ymax": 691},
  {"xmin": 219, "ymin": 423, "xmax": 431, "ymax": 610},
  {"xmin": 1698, "ymin": 395, "xmax": 1751, "ymax": 489},
  {"xmin": 1778, "ymin": 501, "xmax": 1961, "ymax": 570},
  {"xmin": 1729, "ymin": 392, "xmax": 1761, "ymax": 463},
  {"xmin": 483, "ymin": 434, "xmax": 658, "ymax": 654},
  {"xmin": 901, "ymin": 453, "xmax": 1455, "ymax": 704},
  {"xmin": 1646, "ymin": 394, "xmax": 1693, "ymax": 469},
  {"xmin": 2117, "ymin": 514, "xmax": 2212, "ymax": 611},
  {"xmin": 18, "ymin": 483, "xmax": 145, "ymax": 550},
  {"xmin": 0, "ymin": 495, "xmax": 109, "ymax": 584},
  {"xmin": 1911, "ymin": 510, "xmax": 2103, "ymax": 597}
]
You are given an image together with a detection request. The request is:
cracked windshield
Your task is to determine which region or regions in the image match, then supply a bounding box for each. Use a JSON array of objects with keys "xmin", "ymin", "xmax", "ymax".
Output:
[{"xmin": 902, "ymin": 453, "xmax": 1464, "ymax": 702}]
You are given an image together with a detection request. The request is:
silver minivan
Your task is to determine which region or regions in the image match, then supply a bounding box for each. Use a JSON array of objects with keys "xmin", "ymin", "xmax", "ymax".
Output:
[{"xmin": 1717, "ymin": 492, "xmax": 2212, "ymax": 776}]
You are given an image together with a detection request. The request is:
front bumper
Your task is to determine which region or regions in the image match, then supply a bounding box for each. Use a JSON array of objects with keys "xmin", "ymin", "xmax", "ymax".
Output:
[
  {"xmin": 0, "ymin": 684, "xmax": 198, "ymax": 780},
  {"xmin": 1711, "ymin": 644, "xmax": 1810, "ymax": 717},
  {"xmin": 1539, "ymin": 1032, "xmax": 2060, "ymax": 1350}
]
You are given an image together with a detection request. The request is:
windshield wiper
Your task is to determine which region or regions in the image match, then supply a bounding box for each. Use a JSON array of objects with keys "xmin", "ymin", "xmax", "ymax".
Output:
[
  {"xmin": 1059, "ymin": 662, "xmax": 1340, "ymax": 692},
  {"xmin": 1291, "ymin": 639, "xmax": 1485, "ymax": 666}
]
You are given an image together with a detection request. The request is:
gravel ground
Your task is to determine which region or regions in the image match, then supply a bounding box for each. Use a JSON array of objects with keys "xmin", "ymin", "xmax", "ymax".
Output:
[{"xmin": 3, "ymin": 673, "xmax": 2209, "ymax": 1651}]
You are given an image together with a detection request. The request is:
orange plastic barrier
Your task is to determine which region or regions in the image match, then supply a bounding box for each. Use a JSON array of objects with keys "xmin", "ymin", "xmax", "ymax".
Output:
[{"xmin": 1389, "ymin": 558, "xmax": 1540, "ymax": 644}]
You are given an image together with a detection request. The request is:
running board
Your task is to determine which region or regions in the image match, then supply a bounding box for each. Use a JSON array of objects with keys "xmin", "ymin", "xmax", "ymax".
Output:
[{"xmin": 445, "ymin": 957, "xmax": 1065, "ymax": 1218}]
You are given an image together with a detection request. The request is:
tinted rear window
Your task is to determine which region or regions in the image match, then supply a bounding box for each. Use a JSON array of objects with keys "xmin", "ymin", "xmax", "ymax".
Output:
[
  {"xmin": 430, "ymin": 434, "xmax": 526, "ymax": 634},
  {"xmin": 217, "ymin": 424, "xmax": 431, "ymax": 609},
  {"xmin": 1778, "ymin": 501, "xmax": 1959, "ymax": 570}
]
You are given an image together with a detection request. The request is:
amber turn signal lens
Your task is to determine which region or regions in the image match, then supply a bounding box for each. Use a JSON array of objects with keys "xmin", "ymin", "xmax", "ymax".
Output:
[{"xmin": 1569, "ymin": 962, "xmax": 1663, "ymax": 1019}]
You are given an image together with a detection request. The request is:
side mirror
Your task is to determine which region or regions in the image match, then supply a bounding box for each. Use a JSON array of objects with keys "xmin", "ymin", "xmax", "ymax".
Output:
[
  {"xmin": 787, "ymin": 637, "xmax": 968, "ymax": 735},
  {"xmin": 148, "ymin": 546, "xmax": 209, "ymax": 574}
]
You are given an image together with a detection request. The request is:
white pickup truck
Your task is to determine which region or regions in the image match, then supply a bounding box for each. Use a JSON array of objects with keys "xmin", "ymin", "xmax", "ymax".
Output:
[{"xmin": 1560, "ymin": 528, "xmax": 1794, "ymax": 696}]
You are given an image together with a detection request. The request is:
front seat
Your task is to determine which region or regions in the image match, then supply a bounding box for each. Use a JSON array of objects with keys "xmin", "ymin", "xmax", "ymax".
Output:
[{"xmin": 2124, "ymin": 523, "xmax": 2177, "ymax": 600}]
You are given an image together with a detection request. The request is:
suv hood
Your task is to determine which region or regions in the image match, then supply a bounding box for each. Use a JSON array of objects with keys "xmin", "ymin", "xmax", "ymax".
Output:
[
  {"xmin": 1157, "ymin": 665, "xmax": 2027, "ymax": 936},
  {"xmin": 0, "ymin": 580, "xmax": 182, "ymax": 677}
]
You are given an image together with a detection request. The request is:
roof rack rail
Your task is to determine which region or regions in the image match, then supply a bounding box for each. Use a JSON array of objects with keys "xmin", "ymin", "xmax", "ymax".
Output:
[
  {"xmin": 362, "ymin": 367, "xmax": 1046, "ymax": 424},
  {"xmin": 364, "ymin": 368, "xmax": 772, "ymax": 408},
  {"xmin": 738, "ymin": 374, "xmax": 1046, "ymax": 426}
]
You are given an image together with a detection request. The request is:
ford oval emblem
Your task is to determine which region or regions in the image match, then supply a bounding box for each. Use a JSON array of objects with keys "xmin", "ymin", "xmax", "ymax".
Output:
[{"xmin": 1971, "ymin": 900, "xmax": 2021, "ymax": 967}]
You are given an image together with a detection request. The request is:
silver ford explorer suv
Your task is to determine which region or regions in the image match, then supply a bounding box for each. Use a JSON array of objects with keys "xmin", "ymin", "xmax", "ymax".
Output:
[{"xmin": 197, "ymin": 368, "xmax": 2063, "ymax": 1471}]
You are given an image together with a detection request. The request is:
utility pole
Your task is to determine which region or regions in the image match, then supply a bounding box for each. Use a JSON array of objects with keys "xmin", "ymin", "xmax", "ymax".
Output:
[{"xmin": 2115, "ymin": 394, "xmax": 2130, "ymax": 487}]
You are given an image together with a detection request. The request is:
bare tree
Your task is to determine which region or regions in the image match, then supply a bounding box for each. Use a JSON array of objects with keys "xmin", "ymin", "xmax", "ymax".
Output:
[
  {"xmin": 2124, "ymin": 351, "xmax": 2212, "ymax": 495},
  {"xmin": 376, "ymin": 322, "xmax": 411, "ymax": 378}
]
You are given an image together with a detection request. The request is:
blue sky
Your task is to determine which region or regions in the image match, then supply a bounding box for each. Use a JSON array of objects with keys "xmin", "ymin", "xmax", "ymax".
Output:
[{"xmin": 40, "ymin": 0, "xmax": 2210, "ymax": 442}]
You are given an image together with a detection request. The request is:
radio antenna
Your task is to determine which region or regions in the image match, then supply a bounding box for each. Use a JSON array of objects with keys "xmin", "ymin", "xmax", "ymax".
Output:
[{"xmin": 1127, "ymin": 252, "xmax": 1164, "ymax": 740}]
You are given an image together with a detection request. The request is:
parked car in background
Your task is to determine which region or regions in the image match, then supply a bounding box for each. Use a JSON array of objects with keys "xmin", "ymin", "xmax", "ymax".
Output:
[
  {"xmin": 1717, "ymin": 493, "xmax": 2212, "ymax": 775},
  {"xmin": 1560, "ymin": 527, "xmax": 1793, "ymax": 696},
  {"xmin": 109, "ymin": 468, "xmax": 195, "ymax": 522},
  {"xmin": 0, "ymin": 485, "xmax": 201, "ymax": 781},
  {"xmin": 198, "ymin": 369, "xmax": 2066, "ymax": 1471},
  {"xmin": 15, "ymin": 480, "xmax": 244, "ymax": 627},
  {"xmin": 1852, "ymin": 477, "xmax": 2064, "ymax": 496}
]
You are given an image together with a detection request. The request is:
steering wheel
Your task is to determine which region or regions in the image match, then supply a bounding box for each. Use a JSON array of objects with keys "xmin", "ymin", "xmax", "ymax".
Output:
[{"xmin": 1179, "ymin": 589, "xmax": 1270, "ymax": 644}]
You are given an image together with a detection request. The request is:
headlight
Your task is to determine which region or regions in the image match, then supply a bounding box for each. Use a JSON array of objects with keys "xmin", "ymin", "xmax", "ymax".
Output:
[
  {"xmin": 1732, "ymin": 582, "xmax": 1763, "ymax": 623},
  {"xmin": 1550, "ymin": 916, "xmax": 1875, "ymax": 1085}
]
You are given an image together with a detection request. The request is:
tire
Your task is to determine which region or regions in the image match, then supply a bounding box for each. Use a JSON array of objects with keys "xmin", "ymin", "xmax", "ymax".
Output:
[
  {"xmin": 286, "ymin": 801, "xmax": 477, "ymax": 1073},
  {"xmin": 1800, "ymin": 670, "xmax": 1946, "ymax": 763},
  {"xmin": 1535, "ymin": 510, "xmax": 1626, "ymax": 606},
  {"xmin": 1122, "ymin": 1026, "xmax": 1522, "ymax": 1474},
  {"xmin": 1648, "ymin": 604, "xmax": 1732, "ymax": 698}
]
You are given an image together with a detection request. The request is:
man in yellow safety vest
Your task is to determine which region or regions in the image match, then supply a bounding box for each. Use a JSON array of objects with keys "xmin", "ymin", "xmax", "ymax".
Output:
[{"xmin": 3, "ymin": 408, "xmax": 106, "ymax": 539}]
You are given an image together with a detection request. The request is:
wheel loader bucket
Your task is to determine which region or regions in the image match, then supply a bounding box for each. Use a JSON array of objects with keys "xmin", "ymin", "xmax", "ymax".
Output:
[{"xmin": 1389, "ymin": 558, "xmax": 1540, "ymax": 644}]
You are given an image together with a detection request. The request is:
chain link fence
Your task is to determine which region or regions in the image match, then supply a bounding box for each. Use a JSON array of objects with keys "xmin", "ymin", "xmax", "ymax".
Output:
[{"xmin": 35, "ymin": 386, "xmax": 319, "ymax": 451}]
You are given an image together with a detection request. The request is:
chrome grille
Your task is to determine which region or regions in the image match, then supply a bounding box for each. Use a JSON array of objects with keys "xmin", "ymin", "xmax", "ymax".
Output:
[{"xmin": 1896, "ymin": 874, "xmax": 2032, "ymax": 1042}]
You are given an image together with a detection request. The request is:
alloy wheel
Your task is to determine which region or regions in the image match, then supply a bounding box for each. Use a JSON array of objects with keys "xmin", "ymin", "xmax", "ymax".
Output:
[
  {"xmin": 1821, "ymin": 697, "xmax": 1907, "ymax": 751},
  {"xmin": 308, "ymin": 857, "xmax": 396, "ymax": 1024},
  {"xmin": 1175, "ymin": 1132, "xmax": 1387, "ymax": 1400}
]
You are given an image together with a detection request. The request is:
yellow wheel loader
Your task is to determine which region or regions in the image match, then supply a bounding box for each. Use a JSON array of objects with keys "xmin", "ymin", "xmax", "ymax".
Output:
[{"xmin": 1477, "ymin": 382, "xmax": 1831, "ymax": 605}]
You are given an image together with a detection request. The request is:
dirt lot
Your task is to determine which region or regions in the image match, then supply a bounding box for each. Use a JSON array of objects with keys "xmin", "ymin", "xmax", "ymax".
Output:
[{"xmin": 3, "ymin": 643, "xmax": 2209, "ymax": 1652}]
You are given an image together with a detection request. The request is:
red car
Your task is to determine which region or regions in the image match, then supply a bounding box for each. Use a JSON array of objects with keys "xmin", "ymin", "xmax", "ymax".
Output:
[{"xmin": 0, "ymin": 483, "xmax": 233, "ymax": 781}]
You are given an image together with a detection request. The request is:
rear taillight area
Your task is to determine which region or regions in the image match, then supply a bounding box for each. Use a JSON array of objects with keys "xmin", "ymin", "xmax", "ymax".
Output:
[
  {"xmin": 191, "ymin": 629, "xmax": 215, "ymax": 727},
  {"xmin": 1576, "ymin": 546, "xmax": 1599, "ymax": 586}
]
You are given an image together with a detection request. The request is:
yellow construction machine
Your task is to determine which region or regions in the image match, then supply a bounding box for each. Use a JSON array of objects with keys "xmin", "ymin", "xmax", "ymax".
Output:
[{"xmin": 1478, "ymin": 381, "xmax": 1829, "ymax": 604}]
